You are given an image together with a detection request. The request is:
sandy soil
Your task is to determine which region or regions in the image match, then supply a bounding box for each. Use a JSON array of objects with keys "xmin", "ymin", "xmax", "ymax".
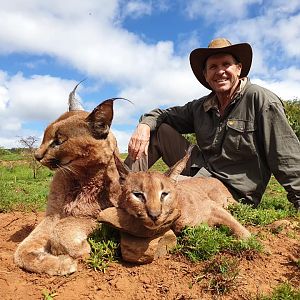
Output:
[{"xmin": 0, "ymin": 211, "xmax": 299, "ymax": 300}]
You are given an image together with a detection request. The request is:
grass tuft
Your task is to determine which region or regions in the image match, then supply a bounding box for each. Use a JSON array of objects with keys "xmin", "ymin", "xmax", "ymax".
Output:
[
  {"xmin": 42, "ymin": 290, "xmax": 58, "ymax": 300},
  {"xmin": 257, "ymin": 282, "xmax": 300, "ymax": 300},
  {"xmin": 229, "ymin": 201, "xmax": 297, "ymax": 227},
  {"xmin": 87, "ymin": 224, "xmax": 120, "ymax": 272},
  {"xmin": 204, "ymin": 256, "xmax": 240, "ymax": 295},
  {"xmin": 174, "ymin": 224, "xmax": 262, "ymax": 261}
]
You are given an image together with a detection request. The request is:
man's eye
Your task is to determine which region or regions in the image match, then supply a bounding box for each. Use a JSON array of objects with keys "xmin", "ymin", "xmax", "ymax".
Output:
[{"xmin": 133, "ymin": 192, "xmax": 145, "ymax": 202}]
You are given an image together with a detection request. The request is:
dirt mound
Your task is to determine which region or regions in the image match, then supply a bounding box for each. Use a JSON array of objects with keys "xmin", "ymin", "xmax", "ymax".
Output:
[{"xmin": 0, "ymin": 212, "xmax": 299, "ymax": 300}]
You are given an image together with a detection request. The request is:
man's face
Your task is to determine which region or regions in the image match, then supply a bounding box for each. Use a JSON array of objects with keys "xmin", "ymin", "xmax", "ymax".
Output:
[{"xmin": 204, "ymin": 53, "xmax": 242, "ymax": 93}]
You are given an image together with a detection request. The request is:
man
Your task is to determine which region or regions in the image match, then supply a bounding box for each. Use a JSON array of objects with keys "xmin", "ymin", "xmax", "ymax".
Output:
[{"xmin": 125, "ymin": 38, "xmax": 300, "ymax": 210}]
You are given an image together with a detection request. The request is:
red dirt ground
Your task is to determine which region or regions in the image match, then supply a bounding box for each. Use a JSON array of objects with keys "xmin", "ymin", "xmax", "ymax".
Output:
[{"xmin": 0, "ymin": 211, "xmax": 299, "ymax": 300}]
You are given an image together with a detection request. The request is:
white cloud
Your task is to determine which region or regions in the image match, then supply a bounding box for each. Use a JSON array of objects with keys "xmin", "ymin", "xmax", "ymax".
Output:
[
  {"xmin": 252, "ymin": 78, "xmax": 300, "ymax": 101},
  {"xmin": 0, "ymin": 73, "xmax": 80, "ymax": 121},
  {"xmin": 0, "ymin": 86, "xmax": 9, "ymax": 112},
  {"xmin": 274, "ymin": 14, "xmax": 300, "ymax": 58},
  {"xmin": 252, "ymin": 66, "xmax": 300, "ymax": 101},
  {"xmin": 121, "ymin": 1, "xmax": 152, "ymax": 19},
  {"xmin": 113, "ymin": 128, "xmax": 132, "ymax": 153},
  {"xmin": 177, "ymin": 31, "xmax": 201, "ymax": 56},
  {"xmin": 0, "ymin": 1, "xmax": 170, "ymax": 86},
  {"xmin": 184, "ymin": 0, "xmax": 262, "ymax": 20},
  {"xmin": 263, "ymin": 0, "xmax": 300, "ymax": 15},
  {"xmin": 0, "ymin": 73, "xmax": 84, "ymax": 149},
  {"xmin": 0, "ymin": 136, "xmax": 22, "ymax": 149}
]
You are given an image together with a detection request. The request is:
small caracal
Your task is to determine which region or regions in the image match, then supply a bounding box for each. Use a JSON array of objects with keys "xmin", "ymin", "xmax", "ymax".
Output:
[
  {"xmin": 14, "ymin": 85, "xmax": 123, "ymax": 275},
  {"xmin": 98, "ymin": 146, "xmax": 251, "ymax": 239}
]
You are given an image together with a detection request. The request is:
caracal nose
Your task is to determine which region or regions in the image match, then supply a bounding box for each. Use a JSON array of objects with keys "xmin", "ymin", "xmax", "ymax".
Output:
[
  {"xmin": 34, "ymin": 150, "xmax": 43, "ymax": 161},
  {"xmin": 148, "ymin": 209, "xmax": 161, "ymax": 221}
]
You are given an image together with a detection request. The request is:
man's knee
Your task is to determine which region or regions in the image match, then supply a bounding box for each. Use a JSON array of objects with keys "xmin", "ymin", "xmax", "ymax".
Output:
[{"xmin": 157, "ymin": 123, "xmax": 176, "ymax": 137}]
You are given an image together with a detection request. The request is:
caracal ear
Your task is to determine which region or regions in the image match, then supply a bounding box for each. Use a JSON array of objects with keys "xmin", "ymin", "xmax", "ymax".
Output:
[
  {"xmin": 113, "ymin": 152, "xmax": 131, "ymax": 184},
  {"xmin": 164, "ymin": 145, "xmax": 194, "ymax": 181},
  {"xmin": 86, "ymin": 97, "xmax": 132, "ymax": 139},
  {"xmin": 86, "ymin": 99, "xmax": 114, "ymax": 139}
]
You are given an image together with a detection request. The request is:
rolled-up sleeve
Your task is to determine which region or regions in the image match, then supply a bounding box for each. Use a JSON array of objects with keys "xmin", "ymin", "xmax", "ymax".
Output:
[{"xmin": 139, "ymin": 100, "xmax": 199, "ymax": 134}]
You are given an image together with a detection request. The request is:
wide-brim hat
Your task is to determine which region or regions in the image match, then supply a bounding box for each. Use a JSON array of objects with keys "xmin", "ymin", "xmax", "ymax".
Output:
[{"xmin": 190, "ymin": 38, "xmax": 253, "ymax": 90}]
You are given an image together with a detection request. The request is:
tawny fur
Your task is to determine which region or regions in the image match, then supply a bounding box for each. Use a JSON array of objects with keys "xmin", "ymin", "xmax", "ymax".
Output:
[
  {"xmin": 14, "ymin": 100, "xmax": 122, "ymax": 275},
  {"xmin": 98, "ymin": 148, "xmax": 250, "ymax": 239}
]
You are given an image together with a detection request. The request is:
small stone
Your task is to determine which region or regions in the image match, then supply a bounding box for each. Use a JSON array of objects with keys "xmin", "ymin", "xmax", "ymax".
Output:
[{"xmin": 269, "ymin": 220, "xmax": 291, "ymax": 233}]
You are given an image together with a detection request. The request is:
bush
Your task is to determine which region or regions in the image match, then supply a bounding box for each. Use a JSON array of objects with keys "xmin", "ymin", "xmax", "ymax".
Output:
[
  {"xmin": 284, "ymin": 99, "xmax": 300, "ymax": 139},
  {"xmin": 0, "ymin": 147, "xmax": 11, "ymax": 156}
]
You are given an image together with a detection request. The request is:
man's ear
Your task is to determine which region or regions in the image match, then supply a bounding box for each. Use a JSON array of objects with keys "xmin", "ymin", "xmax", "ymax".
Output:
[
  {"xmin": 86, "ymin": 99, "xmax": 114, "ymax": 139},
  {"xmin": 237, "ymin": 62, "xmax": 242, "ymax": 76}
]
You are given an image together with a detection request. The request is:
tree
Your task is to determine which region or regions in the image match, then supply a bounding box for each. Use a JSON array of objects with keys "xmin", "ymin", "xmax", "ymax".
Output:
[{"xmin": 19, "ymin": 136, "xmax": 41, "ymax": 179}]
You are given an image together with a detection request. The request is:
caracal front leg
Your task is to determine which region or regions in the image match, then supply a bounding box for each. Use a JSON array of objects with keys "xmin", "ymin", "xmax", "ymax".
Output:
[
  {"xmin": 50, "ymin": 216, "xmax": 98, "ymax": 259},
  {"xmin": 14, "ymin": 215, "xmax": 77, "ymax": 275}
]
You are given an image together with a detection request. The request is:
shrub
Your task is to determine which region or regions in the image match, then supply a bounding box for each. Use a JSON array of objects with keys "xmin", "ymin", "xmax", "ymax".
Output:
[
  {"xmin": 87, "ymin": 224, "xmax": 120, "ymax": 272},
  {"xmin": 284, "ymin": 99, "xmax": 300, "ymax": 139}
]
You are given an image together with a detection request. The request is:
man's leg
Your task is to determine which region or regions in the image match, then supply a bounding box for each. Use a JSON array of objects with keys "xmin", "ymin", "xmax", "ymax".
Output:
[{"xmin": 124, "ymin": 124, "xmax": 199, "ymax": 175}]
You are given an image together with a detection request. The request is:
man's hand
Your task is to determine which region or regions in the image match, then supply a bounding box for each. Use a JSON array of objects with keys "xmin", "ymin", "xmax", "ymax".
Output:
[{"xmin": 128, "ymin": 123, "xmax": 150, "ymax": 161}]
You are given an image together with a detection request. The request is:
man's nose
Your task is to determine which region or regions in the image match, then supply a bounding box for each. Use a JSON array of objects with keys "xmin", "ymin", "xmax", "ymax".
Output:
[{"xmin": 215, "ymin": 66, "xmax": 226, "ymax": 74}]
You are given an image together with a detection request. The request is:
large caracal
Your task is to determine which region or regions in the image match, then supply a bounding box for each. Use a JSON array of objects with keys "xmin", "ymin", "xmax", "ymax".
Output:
[{"xmin": 14, "ymin": 84, "xmax": 124, "ymax": 275}]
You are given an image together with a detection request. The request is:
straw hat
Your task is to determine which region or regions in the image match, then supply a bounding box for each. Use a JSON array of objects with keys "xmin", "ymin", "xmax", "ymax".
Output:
[{"xmin": 189, "ymin": 38, "xmax": 252, "ymax": 90}]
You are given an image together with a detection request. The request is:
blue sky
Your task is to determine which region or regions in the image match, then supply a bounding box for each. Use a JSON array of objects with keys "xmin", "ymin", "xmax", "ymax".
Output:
[{"xmin": 0, "ymin": 0, "xmax": 300, "ymax": 152}]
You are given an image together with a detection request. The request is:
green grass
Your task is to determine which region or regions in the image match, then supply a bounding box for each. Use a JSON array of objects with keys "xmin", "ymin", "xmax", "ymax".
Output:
[
  {"xmin": 174, "ymin": 224, "xmax": 263, "ymax": 262},
  {"xmin": 0, "ymin": 179, "xmax": 50, "ymax": 212},
  {"xmin": 228, "ymin": 177, "xmax": 298, "ymax": 226},
  {"xmin": 229, "ymin": 202, "xmax": 296, "ymax": 227},
  {"xmin": 42, "ymin": 290, "xmax": 58, "ymax": 300},
  {"xmin": 0, "ymin": 162, "xmax": 52, "ymax": 212},
  {"xmin": 87, "ymin": 224, "xmax": 120, "ymax": 272},
  {"xmin": 150, "ymin": 158, "xmax": 168, "ymax": 172},
  {"xmin": 0, "ymin": 151, "xmax": 23, "ymax": 161},
  {"xmin": 257, "ymin": 283, "xmax": 300, "ymax": 300}
]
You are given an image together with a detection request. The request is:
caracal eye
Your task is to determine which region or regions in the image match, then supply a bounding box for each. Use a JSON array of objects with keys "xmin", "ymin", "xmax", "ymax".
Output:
[
  {"xmin": 160, "ymin": 192, "xmax": 169, "ymax": 202},
  {"xmin": 51, "ymin": 139, "xmax": 64, "ymax": 148},
  {"xmin": 132, "ymin": 191, "xmax": 145, "ymax": 202}
]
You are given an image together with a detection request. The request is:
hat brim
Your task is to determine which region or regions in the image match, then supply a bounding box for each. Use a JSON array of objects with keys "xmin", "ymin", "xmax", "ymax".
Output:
[{"xmin": 189, "ymin": 43, "xmax": 252, "ymax": 90}]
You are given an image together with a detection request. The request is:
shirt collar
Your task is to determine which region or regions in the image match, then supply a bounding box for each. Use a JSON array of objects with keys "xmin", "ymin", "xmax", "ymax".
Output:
[{"xmin": 203, "ymin": 77, "xmax": 248, "ymax": 112}]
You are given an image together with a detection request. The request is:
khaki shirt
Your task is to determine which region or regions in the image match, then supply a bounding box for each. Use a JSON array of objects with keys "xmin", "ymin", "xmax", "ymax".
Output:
[{"xmin": 140, "ymin": 79, "xmax": 300, "ymax": 208}]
